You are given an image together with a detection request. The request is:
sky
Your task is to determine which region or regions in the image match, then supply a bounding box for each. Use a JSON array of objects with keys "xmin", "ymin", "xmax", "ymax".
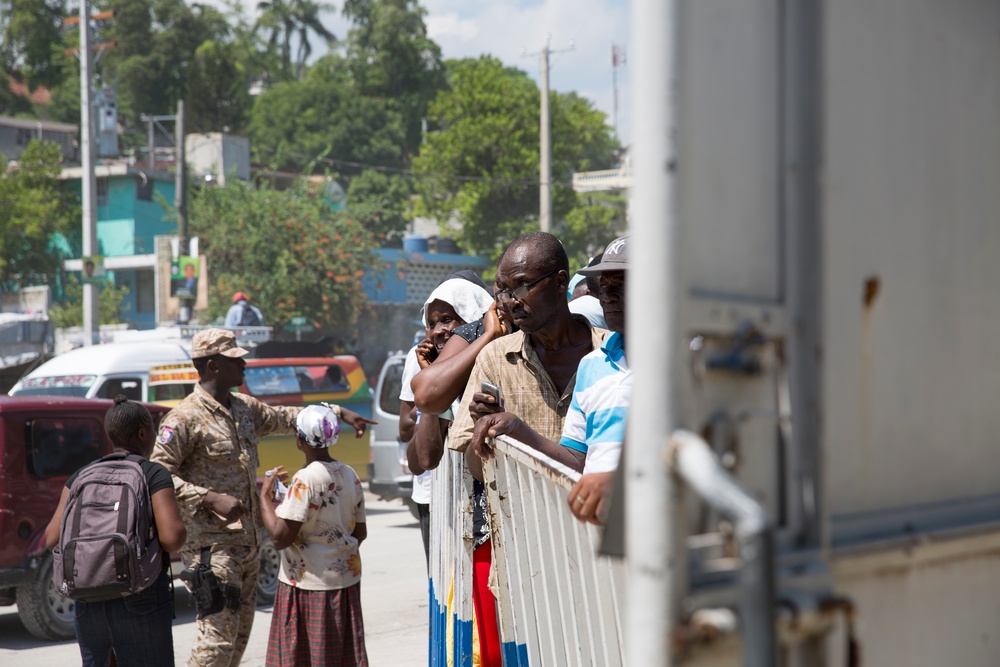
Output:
[{"xmin": 230, "ymin": 0, "xmax": 632, "ymax": 145}]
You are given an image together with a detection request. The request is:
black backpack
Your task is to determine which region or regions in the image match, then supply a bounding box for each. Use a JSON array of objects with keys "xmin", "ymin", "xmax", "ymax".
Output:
[
  {"xmin": 239, "ymin": 303, "xmax": 262, "ymax": 327},
  {"xmin": 53, "ymin": 453, "xmax": 162, "ymax": 602}
]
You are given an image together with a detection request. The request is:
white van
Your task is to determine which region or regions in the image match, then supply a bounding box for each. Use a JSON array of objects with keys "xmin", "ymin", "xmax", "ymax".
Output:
[
  {"xmin": 9, "ymin": 341, "xmax": 192, "ymax": 401},
  {"xmin": 367, "ymin": 352, "xmax": 414, "ymax": 511}
]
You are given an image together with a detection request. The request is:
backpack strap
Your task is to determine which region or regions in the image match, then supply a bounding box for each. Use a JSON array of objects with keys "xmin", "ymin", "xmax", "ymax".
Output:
[{"xmin": 200, "ymin": 546, "xmax": 212, "ymax": 567}]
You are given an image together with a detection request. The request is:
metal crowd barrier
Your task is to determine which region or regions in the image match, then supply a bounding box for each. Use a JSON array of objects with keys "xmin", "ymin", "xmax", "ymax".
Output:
[
  {"xmin": 428, "ymin": 431, "xmax": 774, "ymax": 667},
  {"xmin": 429, "ymin": 448, "xmax": 477, "ymax": 667},
  {"xmin": 483, "ymin": 436, "xmax": 627, "ymax": 667}
]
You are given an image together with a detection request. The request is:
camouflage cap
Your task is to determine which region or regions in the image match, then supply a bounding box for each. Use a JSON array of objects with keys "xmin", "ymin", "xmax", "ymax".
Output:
[{"xmin": 190, "ymin": 328, "xmax": 250, "ymax": 359}]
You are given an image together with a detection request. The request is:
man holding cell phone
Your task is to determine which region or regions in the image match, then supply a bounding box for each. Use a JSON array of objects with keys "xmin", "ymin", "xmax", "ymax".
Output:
[{"xmin": 449, "ymin": 232, "xmax": 606, "ymax": 480}]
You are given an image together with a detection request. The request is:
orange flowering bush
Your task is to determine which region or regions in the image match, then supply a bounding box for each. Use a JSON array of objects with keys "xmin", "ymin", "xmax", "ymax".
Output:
[{"xmin": 191, "ymin": 179, "xmax": 384, "ymax": 331}]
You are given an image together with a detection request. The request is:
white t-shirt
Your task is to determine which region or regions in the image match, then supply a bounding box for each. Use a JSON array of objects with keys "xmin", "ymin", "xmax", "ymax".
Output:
[
  {"xmin": 275, "ymin": 460, "xmax": 366, "ymax": 590},
  {"xmin": 399, "ymin": 348, "xmax": 433, "ymax": 504}
]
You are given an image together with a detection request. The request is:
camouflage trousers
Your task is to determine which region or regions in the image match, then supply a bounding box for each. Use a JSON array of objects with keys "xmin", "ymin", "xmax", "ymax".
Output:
[{"xmin": 180, "ymin": 543, "xmax": 259, "ymax": 667}]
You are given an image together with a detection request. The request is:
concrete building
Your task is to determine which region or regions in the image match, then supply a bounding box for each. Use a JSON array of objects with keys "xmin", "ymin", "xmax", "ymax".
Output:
[
  {"xmin": 59, "ymin": 163, "xmax": 183, "ymax": 329},
  {"xmin": 0, "ymin": 116, "xmax": 79, "ymax": 164}
]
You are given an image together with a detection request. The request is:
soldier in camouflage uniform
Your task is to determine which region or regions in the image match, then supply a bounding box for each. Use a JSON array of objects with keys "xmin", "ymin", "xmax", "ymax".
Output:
[{"xmin": 152, "ymin": 328, "xmax": 375, "ymax": 667}]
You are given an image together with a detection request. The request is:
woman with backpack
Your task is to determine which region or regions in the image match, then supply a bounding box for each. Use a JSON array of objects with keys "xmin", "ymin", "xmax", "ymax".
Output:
[
  {"xmin": 44, "ymin": 395, "xmax": 187, "ymax": 667},
  {"xmin": 259, "ymin": 403, "xmax": 368, "ymax": 666}
]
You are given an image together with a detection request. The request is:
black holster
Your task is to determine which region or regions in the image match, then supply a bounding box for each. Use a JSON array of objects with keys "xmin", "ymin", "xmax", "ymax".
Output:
[{"xmin": 179, "ymin": 547, "xmax": 242, "ymax": 619}]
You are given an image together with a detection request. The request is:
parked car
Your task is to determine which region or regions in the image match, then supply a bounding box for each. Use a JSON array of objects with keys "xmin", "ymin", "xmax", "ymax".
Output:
[
  {"xmin": 0, "ymin": 397, "xmax": 169, "ymax": 640},
  {"xmin": 0, "ymin": 396, "xmax": 281, "ymax": 640},
  {"xmin": 367, "ymin": 352, "xmax": 416, "ymax": 515}
]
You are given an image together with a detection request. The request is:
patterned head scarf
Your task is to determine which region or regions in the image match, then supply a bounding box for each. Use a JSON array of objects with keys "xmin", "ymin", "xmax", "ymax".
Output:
[{"xmin": 296, "ymin": 403, "xmax": 340, "ymax": 448}]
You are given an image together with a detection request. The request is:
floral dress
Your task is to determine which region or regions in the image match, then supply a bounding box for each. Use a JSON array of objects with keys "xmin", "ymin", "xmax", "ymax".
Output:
[{"xmin": 274, "ymin": 460, "xmax": 366, "ymax": 590}]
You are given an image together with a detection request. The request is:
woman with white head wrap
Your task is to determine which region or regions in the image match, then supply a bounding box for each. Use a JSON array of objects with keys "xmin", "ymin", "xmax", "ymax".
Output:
[
  {"xmin": 399, "ymin": 276, "xmax": 495, "ymax": 564},
  {"xmin": 414, "ymin": 278, "xmax": 495, "ymax": 369},
  {"xmin": 407, "ymin": 267, "xmax": 517, "ymax": 667},
  {"xmin": 259, "ymin": 404, "xmax": 369, "ymax": 666}
]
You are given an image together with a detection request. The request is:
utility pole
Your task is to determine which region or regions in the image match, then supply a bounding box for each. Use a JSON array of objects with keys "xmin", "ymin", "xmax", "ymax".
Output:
[
  {"xmin": 525, "ymin": 36, "xmax": 573, "ymax": 234},
  {"xmin": 611, "ymin": 44, "xmax": 627, "ymax": 141},
  {"xmin": 540, "ymin": 38, "xmax": 551, "ymax": 233},
  {"xmin": 79, "ymin": 0, "xmax": 99, "ymax": 345},
  {"xmin": 175, "ymin": 99, "xmax": 191, "ymax": 324}
]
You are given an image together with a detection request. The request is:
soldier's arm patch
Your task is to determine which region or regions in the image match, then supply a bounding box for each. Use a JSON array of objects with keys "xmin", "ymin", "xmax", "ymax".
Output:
[{"xmin": 157, "ymin": 426, "xmax": 175, "ymax": 445}]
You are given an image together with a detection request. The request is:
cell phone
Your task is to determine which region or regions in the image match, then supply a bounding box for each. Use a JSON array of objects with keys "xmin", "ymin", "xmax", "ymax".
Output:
[{"xmin": 481, "ymin": 381, "xmax": 503, "ymax": 408}]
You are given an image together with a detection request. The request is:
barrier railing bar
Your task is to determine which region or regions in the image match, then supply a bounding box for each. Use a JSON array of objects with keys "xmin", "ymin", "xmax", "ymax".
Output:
[
  {"xmin": 551, "ymin": 479, "xmax": 592, "ymax": 666},
  {"xmin": 492, "ymin": 455, "xmax": 532, "ymax": 665},
  {"xmin": 539, "ymin": 472, "xmax": 575, "ymax": 664}
]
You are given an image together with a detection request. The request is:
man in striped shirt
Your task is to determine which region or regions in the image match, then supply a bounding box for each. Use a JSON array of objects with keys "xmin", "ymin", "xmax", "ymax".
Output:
[{"xmin": 560, "ymin": 235, "xmax": 630, "ymax": 525}]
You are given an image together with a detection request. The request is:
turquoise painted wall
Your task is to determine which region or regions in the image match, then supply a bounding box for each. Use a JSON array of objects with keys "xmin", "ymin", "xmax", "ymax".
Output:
[{"xmin": 63, "ymin": 174, "xmax": 177, "ymax": 256}]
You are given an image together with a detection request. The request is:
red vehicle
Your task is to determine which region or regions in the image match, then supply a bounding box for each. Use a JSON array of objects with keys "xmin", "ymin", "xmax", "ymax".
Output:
[
  {"xmin": 0, "ymin": 396, "xmax": 170, "ymax": 640},
  {"xmin": 0, "ymin": 396, "xmax": 280, "ymax": 641}
]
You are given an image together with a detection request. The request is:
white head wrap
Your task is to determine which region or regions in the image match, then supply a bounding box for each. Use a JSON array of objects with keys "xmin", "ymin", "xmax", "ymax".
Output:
[
  {"xmin": 296, "ymin": 403, "xmax": 340, "ymax": 448},
  {"xmin": 420, "ymin": 278, "xmax": 494, "ymax": 328}
]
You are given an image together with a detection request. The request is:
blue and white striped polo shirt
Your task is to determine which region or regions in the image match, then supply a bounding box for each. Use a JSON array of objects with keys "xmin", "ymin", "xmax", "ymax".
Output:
[{"xmin": 559, "ymin": 331, "xmax": 630, "ymax": 474}]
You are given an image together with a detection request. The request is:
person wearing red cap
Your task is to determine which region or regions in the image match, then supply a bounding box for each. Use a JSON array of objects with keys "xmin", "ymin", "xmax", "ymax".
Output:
[{"xmin": 225, "ymin": 292, "xmax": 264, "ymax": 327}]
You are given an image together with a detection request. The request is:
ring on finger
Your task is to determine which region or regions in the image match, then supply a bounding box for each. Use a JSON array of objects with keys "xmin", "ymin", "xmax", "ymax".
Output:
[{"xmin": 575, "ymin": 496, "xmax": 586, "ymax": 504}]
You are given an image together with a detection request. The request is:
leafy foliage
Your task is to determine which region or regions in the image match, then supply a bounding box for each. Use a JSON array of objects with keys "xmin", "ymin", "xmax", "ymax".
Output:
[
  {"xmin": 48, "ymin": 276, "xmax": 132, "ymax": 327},
  {"xmin": 0, "ymin": 140, "xmax": 78, "ymax": 286},
  {"xmin": 342, "ymin": 0, "xmax": 445, "ymax": 156},
  {"xmin": 413, "ymin": 56, "xmax": 619, "ymax": 260},
  {"xmin": 99, "ymin": 0, "xmax": 231, "ymax": 125},
  {"xmin": 560, "ymin": 193, "xmax": 628, "ymax": 272},
  {"xmin": 189, "ymin": 179, "xmax": 384, "ymax": 331},
  {"xmin": 254, "ymin": 0, "xmax": 335, "ymax": 80},
  {"xmin": 185, "ymin": 39, "xmax": 252, "ymax": 133},
  {"xmin": 345, "ymin": 169, "xmax": 412, "ymax": 241},
  {"xmin": 248, "ymin": 63, "xmax": 406, "ymax": 171},
  {"xmin": 0, "ymin": 0, "xmax": 68, "ymax": 89}
]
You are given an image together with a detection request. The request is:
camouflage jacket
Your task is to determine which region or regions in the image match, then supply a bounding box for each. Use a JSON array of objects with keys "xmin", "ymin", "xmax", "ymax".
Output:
[{"xmin": 151, "ymin": 383, "xmax": 300, "ymax": 549}]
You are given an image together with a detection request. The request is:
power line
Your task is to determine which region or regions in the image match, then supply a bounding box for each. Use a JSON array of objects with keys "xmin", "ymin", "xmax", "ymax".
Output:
[{"xmin": 250, "ymin": 145, "xmax": 579, "ymax": 189}]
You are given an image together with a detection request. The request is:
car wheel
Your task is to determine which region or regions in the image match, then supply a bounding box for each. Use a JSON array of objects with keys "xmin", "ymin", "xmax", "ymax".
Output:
[
  {"xmin": 256, "ymin": 536, "xmax": 280, "ymax": 606},
  {"xmin": 16, "ymin": 553, "xmax": 75, "ymax": 641}
]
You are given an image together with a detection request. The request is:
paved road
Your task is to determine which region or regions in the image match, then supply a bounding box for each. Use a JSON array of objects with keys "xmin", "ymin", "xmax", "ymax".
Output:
[{"xmin": 0, "ymin": 491, "xmax": 429, "ymax": 666}]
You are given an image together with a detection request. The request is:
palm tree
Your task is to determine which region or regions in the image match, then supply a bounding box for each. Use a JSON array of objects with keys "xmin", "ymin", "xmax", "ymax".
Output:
[{"xmin": 255, "ymin": 0, "xmax": 336, "ymax": 79}]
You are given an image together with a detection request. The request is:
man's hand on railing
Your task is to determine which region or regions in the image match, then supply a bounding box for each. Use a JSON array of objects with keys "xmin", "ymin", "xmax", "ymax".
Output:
[
  {"xmin": 470, "ymin": 411, "xmax": 525, "ymax": 460},
  {"xmin": 567, "ymin": 472, "xmax": 615, "ymax": 525},
  {"xmin": 472, "ymin": 413, "xmax": 588, "ymax": 473}
]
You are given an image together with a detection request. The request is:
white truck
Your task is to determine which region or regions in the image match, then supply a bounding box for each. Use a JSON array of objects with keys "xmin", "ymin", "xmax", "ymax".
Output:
[
  {"xmin": 437, "ymin": 1, "xmax": 1000, "ymax": 665},
  {"xmin": 623, "ymin": 0, "xmax": 1000, "ymax": 664}
]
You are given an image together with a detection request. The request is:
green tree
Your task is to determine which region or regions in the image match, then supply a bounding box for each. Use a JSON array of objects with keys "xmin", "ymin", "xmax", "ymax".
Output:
[
  {"xmin": 190, "ymin": 178, "xmax": 383, "ymax": 331},
  {"xmin": 185, "ymin": 39, "xmax": 252, "ymax": 133},
  {"xmin": 0, "ymin": 140, "xmax": 78, "ymax": 287},
  {"xmin": 47, "ymin": 277, "xmax": 132, "ymax": 327},
  {"xmin": 255, "ymin": 0, "xmax": 335, "ymax": 80},
  {"xmin": 342, "ymin": 0, "xmax": 445, "ymax": 157},
  {"xmin": 98, "ymin": 0, "xmax": 231, "ymax": 125},
  {"xmin": 413, "ymin": 56, "xmax": 619, "ymax": 260},
  {"xmin": 0, "ymin": 0, "xmax": 68, "ymax": 89},
  {"xmin": 248, "ymin": 65, "xmax": 406, "ymax": 171},
  {"xmin": 0, "ymin": 72, "xmax": 35, "ymax": 116},
  {"xmin": 561, "ymin": 193, "xmax": 628, "ymax": 271},
  {"xmin": 345, "ymin": 169, "xmax": 412, "ymax": 241}
]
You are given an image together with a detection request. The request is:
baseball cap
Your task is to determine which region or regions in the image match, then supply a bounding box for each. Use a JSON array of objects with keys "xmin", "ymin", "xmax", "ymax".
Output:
[
  {"xmin": 232, "ymin": 292, "xmax": 249, "ymax": 303},
  {"xmin": 191, "ymin": 328, "xmax": 250, "ymax": 359},
  {"xmin": 578, "ymin": 236, "xmax": 630, "ymax": 275},
  {"xmin": 296, "ymin": 404, "xmax": 341, "ymax": 448}
]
